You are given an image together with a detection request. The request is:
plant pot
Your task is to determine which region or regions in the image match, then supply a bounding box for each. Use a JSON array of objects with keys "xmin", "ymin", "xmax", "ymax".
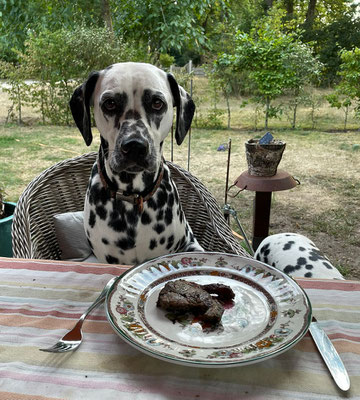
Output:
[
  {"xmin": 0, "ymin": 202, "xmax": 16, "ymax": 257},
  {"xmin": 245, "ymin": 139, "xmax": 286, "ymax": 177}
]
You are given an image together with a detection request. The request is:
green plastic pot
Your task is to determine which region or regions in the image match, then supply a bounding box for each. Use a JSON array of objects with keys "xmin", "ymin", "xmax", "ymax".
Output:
[{"xmin": 0, "ymin": 202, "xmax": 16, "ymax": 257}]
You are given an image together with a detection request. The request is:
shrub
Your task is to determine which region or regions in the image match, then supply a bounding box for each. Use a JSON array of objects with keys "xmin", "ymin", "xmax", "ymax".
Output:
[{"xmin": 9, "ymin": 26, "xmax": 147, "ymax": 125}]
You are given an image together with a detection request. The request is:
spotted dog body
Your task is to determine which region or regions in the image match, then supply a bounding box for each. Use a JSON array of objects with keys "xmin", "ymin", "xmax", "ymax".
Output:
[
  {"xmin": 70, "ymin": 63, "xmax": 203, "ymax": 265},
  {"xmin": 255, "ymin": 233, "xmax": 344, "ymax": 279}
]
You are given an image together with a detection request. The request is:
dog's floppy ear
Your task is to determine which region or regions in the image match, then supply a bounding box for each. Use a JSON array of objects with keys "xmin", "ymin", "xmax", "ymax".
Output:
[
  {"xmin": 167, "ymin": 73, "xmax": 195, "ymax": 145},
  {"xmin": 69, "ymin": 71, "xmax": 100, "ymax": 146}
]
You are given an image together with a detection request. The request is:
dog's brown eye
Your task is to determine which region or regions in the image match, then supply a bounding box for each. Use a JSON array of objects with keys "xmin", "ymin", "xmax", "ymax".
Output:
[
  {"xmin": 103, "ymin": 99, "xmax": 116, "ymax": 111},
  {"xmin": 152, "ymin": 98, "xmax": 164, "ymax": 111}
]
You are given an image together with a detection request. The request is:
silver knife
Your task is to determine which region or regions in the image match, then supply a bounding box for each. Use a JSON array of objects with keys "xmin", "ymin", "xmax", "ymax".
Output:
[{"xmin": 309, "ymin": 317, "xmax": 351, "ymax": 391}]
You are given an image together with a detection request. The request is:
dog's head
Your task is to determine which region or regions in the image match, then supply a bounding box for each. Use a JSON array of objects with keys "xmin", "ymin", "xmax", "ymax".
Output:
[{"xmin": 69, "ymin": 62, "xmax": 195, "ymax": 175}]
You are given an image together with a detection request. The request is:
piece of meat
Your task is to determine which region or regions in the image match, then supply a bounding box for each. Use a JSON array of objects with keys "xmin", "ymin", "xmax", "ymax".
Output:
[
  {"xmin": 202, "ymin": 283, "xmax": 235, "ymax": 301},
  {"xmin": 157, "ymin": 279, "xmax": 232, "ymax": 325}
]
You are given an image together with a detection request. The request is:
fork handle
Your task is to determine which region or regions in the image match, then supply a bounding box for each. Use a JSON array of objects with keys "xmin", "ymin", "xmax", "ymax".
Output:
[{"xmin": 80, "ymin": 290, "xmax": 107, "ymax": 321}]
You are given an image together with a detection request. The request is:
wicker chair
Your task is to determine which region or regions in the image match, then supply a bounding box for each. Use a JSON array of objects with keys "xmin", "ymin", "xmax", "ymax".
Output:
[{"xmin": 12, "ymin": 152, "xmax": 251, "ymax": 260}]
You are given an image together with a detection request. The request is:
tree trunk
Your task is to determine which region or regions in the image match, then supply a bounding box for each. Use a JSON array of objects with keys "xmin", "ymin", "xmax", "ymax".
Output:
[
  {"xmin": 225, "ymin": 93, "xmax": 231, "ymax": 129},
  {"xmin": 17, "ymin": 85, "xmax": 22, "ymax": 125},
  {"xmin": 101, "ymin": 0, "xmax": 114, "ymax": 35},
  {"xmin": 264, "ymin": 0, "xmax": 273, "ymax": 13},
  {"xmin": 344, "ymin": 105, "xmax": 349, "ymax": 131},
  {"xmin": 292, "ymin": 101, "xmax": 298, "ymax": 129},
  {"xmin": 305, "ymin": 0, "xmax": 317, "ymax": 28},
  {"xmin": 284, "ymin": 0, "xmax": 294, "ymax": 19},
  {"xmin": 265, "ymin": 97, "xmax": 270, "ymax": 130}
]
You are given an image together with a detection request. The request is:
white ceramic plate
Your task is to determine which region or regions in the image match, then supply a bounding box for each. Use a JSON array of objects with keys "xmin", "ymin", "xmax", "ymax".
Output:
[{"xmin": 106, "ymin": 252, "xmax": 311, "ymax": 367}]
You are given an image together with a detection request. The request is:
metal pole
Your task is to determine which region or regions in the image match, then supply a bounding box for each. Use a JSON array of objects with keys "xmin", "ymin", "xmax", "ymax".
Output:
[
  {"xmin": 171, "ymin": 124, "xmax": 174, "ymax": 162},
  {"xmin": 187, "ymin": 60, "xmax": 193, "ymax": 171},
  {"xmin": 224, "ymin": 138, "xmax": 232, "ymax": 206}
]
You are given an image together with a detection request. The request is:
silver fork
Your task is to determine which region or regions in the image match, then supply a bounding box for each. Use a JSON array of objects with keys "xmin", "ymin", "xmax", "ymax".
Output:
[{"xmin": 39, "ymin": 276, "xmax": 117, "ymax": 353}]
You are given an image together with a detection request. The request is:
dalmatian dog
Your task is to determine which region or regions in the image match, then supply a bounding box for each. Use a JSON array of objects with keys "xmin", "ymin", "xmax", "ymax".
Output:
[
  {"xmin": 69, "ymin": 62, "xmax": 203, "ymax": 265},
  {"xmin": 255, "ymin": 233, "xmax": 344, "ymax": 279}
]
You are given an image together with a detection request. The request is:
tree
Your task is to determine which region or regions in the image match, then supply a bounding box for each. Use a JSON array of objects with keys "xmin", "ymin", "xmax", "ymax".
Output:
[
  {"xmin": 335, "ymin": 47, "xmax": 360, "ymax": 121},
  {"xmin": 0, "ymin": 0, "xmax": 104, "ymax": 62},
  {"xmin": 285, "ymin": 41, "xmax": 323, "ymax": 128},
  {"xmin": 218, "ymin": 9, "xmax": 319, "ymax": 129},
  {"xmin": 111, "ymin": 0, "xmax": 231, "ymax": 61}
]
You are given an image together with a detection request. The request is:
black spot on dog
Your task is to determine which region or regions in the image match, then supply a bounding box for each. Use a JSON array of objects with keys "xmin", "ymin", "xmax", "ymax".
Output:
[
  {"xmin": 154, "ymin": 223, "xmax": 165, "ymax": 234},
  {"xmin": 102, "ymin": 238, "xmax": 109, "ymax": 245},
  {"xmin": 116, "ymin": 237, "xmax": 135, "ymax": 251},
  {"xmin": 106, "ymin": 255, "xmax": 119, "ymax": 264},
  {"xmin": 160, "ymin": 237, "xmax": 165, "ymax": 245},
  {"xmin": 309, "ymin": 249, "xmax": 325, "ymax": 262},
  {"xmin": 304, "ymin": 272, "xmax": 313, "ymax": 278},
  {"xmin": 297, "ymin": 257, "xmax": 307, "ymax": 266},
  {"xmin": 89, "ymin": 210, "xmax": 96, "ymax": 228},
  {"xmin": 284, "ymin": 265, "xmax": 295, "ymax": 274},
  {"xmin": 264, "ymin": 249, "xmax": 270, "ymax": 257},
  {"xmin": 108, "ymin": 210, "xmax": 127, "ymax": 232},
  {"xmin": 118, "ymin": 171, "xmax": 135, "ymax": 186},
  {"xmin": 156, "ymin": 210, "xmax": 164, "ymax": 220},
  {"xmin": 89, "ymin": 183, "xmax": 109, "ymax": 205},
  {"xmin": 156, "ymin": 190, "xmax": 167, "ymax": 208},
  {"xmin": 323, "ymin": 262, "xmax": 333, "ymax": 269},
  {"xmin": 256, "ymin": 254, "xmax": 261, "ymax": 261},
  {"xmin": 165, "ymin": 207, "xmax": 173, "ymax": 225},
  {"xmin": 149, "ymin": 239, "xmax": 157, "ymax": 250},
  {"xmin": 264, "ymin": 257, "xmax": 268, "ymax": 264},
  {"xmin": 299, "ymin": 246, "xmax": 306, "ymax": 251},
  {"xmin": 142, "ymin": 170, "xmax": 157, "ymax": 190},
  {"xmin": 147, "ymin": 197, "xmax": 157, "ymax": 210},
  {"xmin": 260, "ymin": 243, "xmax": 270, "ymax": 254},
  {"xmin": 141, "ymin": 211, "xmax": 151, "ymax": 225},
  {"xmin": 96, "ymin": 205, "xmax": 107, "ymax": 220},
  {"xmin": 174, "ymin": 189, "xmax": 180, "ymax": 205},
  {"xmin": 168, "ymin": 193, "xmax": 175, "ymax": 207},
  {"xmin": 126, "ymin": 209, "xmax": 139, "ymax": 226},
  {"xmin": 305, "ymin": 264, "xmax": 313, "ymax": 270},
  {"xmin": 166, "ymin": 235, "xmax": 174, "ymax": 250},
  {"xmin": 283, "ymin": 241, "xmax": 295, "ymax": 250}
]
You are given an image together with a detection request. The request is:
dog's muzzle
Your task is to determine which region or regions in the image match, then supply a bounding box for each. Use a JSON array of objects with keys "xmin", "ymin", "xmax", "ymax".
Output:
[{"xmin": 110, "ymin": 121, "xmax": 155, "ymax": 174}]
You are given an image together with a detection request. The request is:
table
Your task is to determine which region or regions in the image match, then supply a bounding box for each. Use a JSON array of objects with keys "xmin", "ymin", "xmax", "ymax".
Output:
[
  {"xmin": 234, "ymin": 170, "xmax": 299, "ymax": 251},
  {"xmin": 0, "ymin": 257, "xmax": 359, "ymax": 400}
]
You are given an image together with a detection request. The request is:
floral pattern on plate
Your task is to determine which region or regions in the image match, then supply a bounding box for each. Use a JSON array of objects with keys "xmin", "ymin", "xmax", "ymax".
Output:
[{"xmin": 106, "ymin": 252, "xmax": 311, "ymax": 367}]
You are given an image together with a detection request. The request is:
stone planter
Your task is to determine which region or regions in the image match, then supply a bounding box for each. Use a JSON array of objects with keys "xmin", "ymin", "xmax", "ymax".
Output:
[
  {"xmin": 245, "ymin": 139, "xmax": 286, "ymax": 177},
  {"xmin": 0, "ymin": 201, "xmax": 16, "ymax": 257}
]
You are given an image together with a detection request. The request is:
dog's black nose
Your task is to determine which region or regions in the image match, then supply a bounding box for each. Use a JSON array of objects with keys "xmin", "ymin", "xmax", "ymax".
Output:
[{"xmin": 121, "ymin": 137, "xmax": 149, "ymax": 160}]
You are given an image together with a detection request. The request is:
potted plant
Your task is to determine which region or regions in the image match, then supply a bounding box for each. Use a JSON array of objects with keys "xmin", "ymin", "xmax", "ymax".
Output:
[
  {"xmin": 0, "ymin": 186, "xmax": 16, "ymax": 257},
  {"xmin": 245, "ymin": 133, "xmax": 286, "ymax": 177}
]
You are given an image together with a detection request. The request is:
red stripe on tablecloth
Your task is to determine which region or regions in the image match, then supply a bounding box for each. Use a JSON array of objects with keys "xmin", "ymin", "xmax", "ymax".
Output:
[
  {"xmin": 295, "ymin": 279, "xmax": 360, "ymax": 291},
  {"xmin": 0, "ymin": 307, "xmax": 107, "ymax": 320},
  {"xmin": 0, "ymin": 259, "xmax": 131, "ymax": 276},
  {"xmin": 327, "ymin": 333, "xmax": 360, "ymax": 342}
]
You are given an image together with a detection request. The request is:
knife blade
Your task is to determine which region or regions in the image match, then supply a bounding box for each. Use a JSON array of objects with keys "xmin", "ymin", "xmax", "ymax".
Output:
[{"xmin": 309, "ymin": 317, "xmax": 351, "ymax": 391}]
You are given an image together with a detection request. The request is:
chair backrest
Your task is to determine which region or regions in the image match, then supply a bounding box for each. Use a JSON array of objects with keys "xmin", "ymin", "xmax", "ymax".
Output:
[{"xmin": 12, "ymin": 152, "xmax": 251, "ymax": 260}]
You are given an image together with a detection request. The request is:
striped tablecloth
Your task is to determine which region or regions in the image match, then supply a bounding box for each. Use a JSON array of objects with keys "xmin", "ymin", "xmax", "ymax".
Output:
[{"xmin": 0, "ymin": 257, "xmax": 359, "ymax": 400}]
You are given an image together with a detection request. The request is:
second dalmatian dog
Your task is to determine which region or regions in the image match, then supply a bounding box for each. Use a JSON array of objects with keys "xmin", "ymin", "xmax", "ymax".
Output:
[
  {"xmin": 255, "ymin": 233, "xmax": 344, "ymax": 279},
  {"xmin": 70, "ymin": 62, "xmax": 203, "ymax": 265}
]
